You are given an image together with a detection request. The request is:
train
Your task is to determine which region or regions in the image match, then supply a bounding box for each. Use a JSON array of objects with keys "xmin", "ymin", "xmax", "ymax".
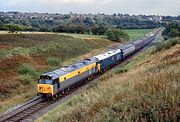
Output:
[{"xmin": 37, "ymin": 31, "xmax": 158, "ymax": 99}]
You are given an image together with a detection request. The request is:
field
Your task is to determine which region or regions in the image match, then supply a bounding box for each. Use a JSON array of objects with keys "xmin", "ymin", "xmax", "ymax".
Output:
[
  {"xmin": 0, "ymin": 29, "xmax": 153, "ymax": 41},
  {"xmin": 0, "ymin": 29, "xmax": 153, "ymax": 113},
  {"xmin": 36, "ymin": 35, "xmax": 180, "ymax": 121},
  {"xmin": 59, "ymin": 29, "xmax": 153, "ymax": 41},
  {"xmin": 124, "ymin": 29, "xmax": 154, "ymax": 40}
]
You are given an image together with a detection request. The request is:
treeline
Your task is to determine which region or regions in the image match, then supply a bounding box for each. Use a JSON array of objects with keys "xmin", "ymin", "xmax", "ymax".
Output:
[
  {"xmin": 0, "ymin": 23, "xmax": 109, "ymax": 35},
  {"xmin": 53, "ymin": 24, "xmax": 108, "ymax": 35},
  {"xmin": 162, "ymin": 22, "xmax": 180, "ymax": 39},
  {"xmin": 0, "ymin": 24, "xmax": 21, "ymax": 33},
  {"xmin": 102, "ymin": 18, "xmax": 159, "ymax": 29},
  {"xmin": 0, "ymin": 23, "xmax": 129, "ymax": 42},
  {"xmin": 0, "ymin": 16, "xmax": 159, "ymax": 33}
]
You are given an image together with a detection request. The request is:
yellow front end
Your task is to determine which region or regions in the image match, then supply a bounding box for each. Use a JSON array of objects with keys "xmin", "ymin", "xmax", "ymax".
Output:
[{"xmin": 37, "ymin": 84, "xmax": 54, "ymax": 96}]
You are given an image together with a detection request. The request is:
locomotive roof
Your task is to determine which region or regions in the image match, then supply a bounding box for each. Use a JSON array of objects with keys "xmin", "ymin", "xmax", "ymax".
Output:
[
  {"xmin": 41, "ymin": 58, "xmax": 96, "ymax": 80},
  {"xmin": 93, "ymin": 49, "xmax": 121, "ymax": 61}
]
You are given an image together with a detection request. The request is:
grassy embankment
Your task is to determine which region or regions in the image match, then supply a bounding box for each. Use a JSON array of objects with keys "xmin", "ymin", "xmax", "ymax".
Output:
[
  {"xmin": 0, "ymin": 29, "xmax": 152, "ymax": 113},
  {"xmin": 0, "ymin": 34, "xmax": 112, "ymax": 113},
  {"xmin": 37, "ymin": 33, "xmax": 180, "ymax": 121}
]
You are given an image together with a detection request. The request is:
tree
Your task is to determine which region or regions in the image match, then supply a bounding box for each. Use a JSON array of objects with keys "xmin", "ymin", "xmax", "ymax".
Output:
[
  {"xmin": 105, "ymin": 29, "xmax": 129, "ymax": 42},
  {"xmin": 4, "ymin": 24, "xmax": 21, "ymax": 33},
  {"xmin": 90, "ymin": 25, "xmax": 108, "ymax": 35},
  {"xmin": 162, "ymin": 22, "xmax": 180, "ymax": 39},
  {"xmin": 0, "ymin": 24, "xmax": 5, "ymax": 30}
]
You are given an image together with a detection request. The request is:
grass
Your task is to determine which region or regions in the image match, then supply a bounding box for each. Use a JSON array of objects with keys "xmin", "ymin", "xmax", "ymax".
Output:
[
  {"xmin": 124, "ymin": 29, "xmax": 153, "ymax": 40},
  {"xmin": 60, "ymin": 29, "xmax": 153, "ymax": 41},
  {"xmin": 17, "ymin": 64, "xmax": 38, "ymax": 77},
  {"xmin": 0, "ymin": 34, "xmax": 112, "ymax": 60},
  {"xmin": 59, "ymin": 33, "xmax": 106, "ymax": 39},
  {"xmin": 36, "ymin": 34, "xmax": 180, "ymax": 121},
  {"xmin": 47, "ymin": 57, "xmax": 61, "ymax": 66},
  {"xmin": 154, "ymin": 37, "xmax": 180, "ymax": 52},
  {"xmin": 18, "ymin": 75, "xmax": 34, "ymax": 85}
]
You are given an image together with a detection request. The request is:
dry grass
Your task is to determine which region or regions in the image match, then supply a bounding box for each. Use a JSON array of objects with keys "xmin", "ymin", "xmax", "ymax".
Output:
[{"xmin": 37, "ymin": 43, "xmax": 180, "ymax": 122}]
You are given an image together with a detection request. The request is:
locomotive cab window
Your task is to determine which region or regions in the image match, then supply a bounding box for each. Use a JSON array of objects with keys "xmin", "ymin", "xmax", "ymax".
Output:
[{"xmin": 38, "ymin": 75, "xmax": 53, "ymax": 84}]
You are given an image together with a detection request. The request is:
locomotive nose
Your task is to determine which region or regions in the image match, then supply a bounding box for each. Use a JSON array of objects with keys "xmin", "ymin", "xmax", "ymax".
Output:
[{"xmin": 37, "ymin": 84, "xmax": 52, "ymax": 94}]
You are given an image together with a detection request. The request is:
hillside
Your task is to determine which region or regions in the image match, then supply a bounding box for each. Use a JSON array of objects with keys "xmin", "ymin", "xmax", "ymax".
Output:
[
  {"xmin": 37, "ymin": 38, "xmax": 180, "ymax": 121},
  {"xmin": 0, "ymin": 33, "xmax": 113, "ymax": 113},
  {"xmin": 0, "ymin": 29, "xmax": 154, "ymax": 113}
]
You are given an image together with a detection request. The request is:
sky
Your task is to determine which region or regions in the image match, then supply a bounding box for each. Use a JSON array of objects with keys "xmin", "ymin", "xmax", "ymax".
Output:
[{"xmin": 0, "ymin": 0, "xmax": 180, "ymax": 16}]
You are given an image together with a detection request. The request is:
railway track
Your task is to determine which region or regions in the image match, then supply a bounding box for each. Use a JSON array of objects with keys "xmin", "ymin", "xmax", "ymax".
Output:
[
  {"xmin": 0, "ymin": 31, "xmax": 160, "ymax": 122},
  {"xmin": 0, "ymin": 78, "xmax": 92, "ymax": 122},
  {"xmin": 0, "ymin": 96, "xmax": 43, "ymax": 122}
]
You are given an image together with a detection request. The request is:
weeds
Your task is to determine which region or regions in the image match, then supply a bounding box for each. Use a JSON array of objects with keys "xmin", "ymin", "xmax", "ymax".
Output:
[
  {"xmin": 17, "ymin": 64, "xmax": 38, "ymax": 77},
  {"xmin": 47, "ymin": 57, "xmax": 60, "ymax": 66},
  {"xmin": 154, "ymin": 37, "xmax": 180, "ymax": 52},
  {"xmin": 18, "ymin": 75, "xmax": 33, "ymax": 85}
]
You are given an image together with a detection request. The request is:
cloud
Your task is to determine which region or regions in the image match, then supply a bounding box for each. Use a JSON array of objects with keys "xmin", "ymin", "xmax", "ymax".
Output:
[{"xmin": 0, "ymin": 0, "xmax": 179, "ymax": 15}]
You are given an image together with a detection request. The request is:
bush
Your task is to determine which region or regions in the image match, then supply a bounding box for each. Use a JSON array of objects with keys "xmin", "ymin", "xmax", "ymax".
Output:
[
  {"xmin": 114, "ymin": 68, "xmax": 128, "ymax": 74},
  {"xmin": 155, "ymin": 38, "xmax": 180, "ymax": 52},
  {"xmin": 105, "ymin": 29, "xmax": 129, "ymax": 42},
  {"xmin": 17, "ymin": 64, "xmax": 38, "ymax": 77},
  {"xmin": 4, "ymin": 24, "xmax": 22, "ymax": 33},
  {"xmin": 162, "ymin": 22, "xmax": 180, "ymax": 39},
  {"xmin": 47, "ymin": 57, "xmax": 60, "ymax": 66},
  {"xmin": 18, "ymin": 75, "xmax": 32, "ymax": 85}
]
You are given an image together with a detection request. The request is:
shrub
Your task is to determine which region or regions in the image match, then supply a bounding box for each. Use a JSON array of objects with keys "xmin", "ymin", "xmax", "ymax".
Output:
[
  {"xmin": 17, "ymin": 64, "xmax": 38, "ymax": 77},
  {"xmin": 155, "ymin": 38, "xmax": 180, "ymax": 52},
  {"xmin": 18, "ymin": 75, "xmax": 32, "ymax": 85},
  {"xmin": 47, "ymin": 57, "xmax": 60, "ymax": 66},
  {"xmin": 4, "ymin": 24, "xmax": 21, "ymax": 33},
  {"xmin": 114, "ymin": 68, "xmax": 128, "ymax": 74},
  {"xmin": 105, "ymin": 29, "xmax": 129, "ymax": 42},
  {"xmin": 162, "ymin": 22, "xmax": 180, "ymax": 39}
]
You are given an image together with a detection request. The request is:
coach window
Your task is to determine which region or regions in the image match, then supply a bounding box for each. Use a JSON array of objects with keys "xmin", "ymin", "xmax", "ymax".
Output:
[
  {"xmin": 64, "ymin": 77, "xmax": 66, "ymax": 80},
  {"xmin": 78, "ymin": 71, "xmax": 80, "ymax": 74},
  {"xmin": 112, "ymin": 57, "xmax": 114, "ymax": 60}
]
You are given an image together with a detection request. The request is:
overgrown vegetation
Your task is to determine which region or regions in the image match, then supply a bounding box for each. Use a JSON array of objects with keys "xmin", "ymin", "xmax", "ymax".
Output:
[
  {"xmin": 47, "ymin": 57, "xmax": 61, "ymax": 66},
  {"xmin": 17, "ymin": 64, "xmax": 38, "ymax": 78},
  {"xmin": 18, "ymin": 75, "xmax": 33, "ymax": 85},
  {"xmin": 154, "ymin": 37, "xmax": 180, "ymax": 52}
]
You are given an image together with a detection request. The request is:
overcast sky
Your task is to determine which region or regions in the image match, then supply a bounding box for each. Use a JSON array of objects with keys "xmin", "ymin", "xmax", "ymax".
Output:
[{"xmin": 0, "ymin": 0, "xmax": 180, "ymax": 16}]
